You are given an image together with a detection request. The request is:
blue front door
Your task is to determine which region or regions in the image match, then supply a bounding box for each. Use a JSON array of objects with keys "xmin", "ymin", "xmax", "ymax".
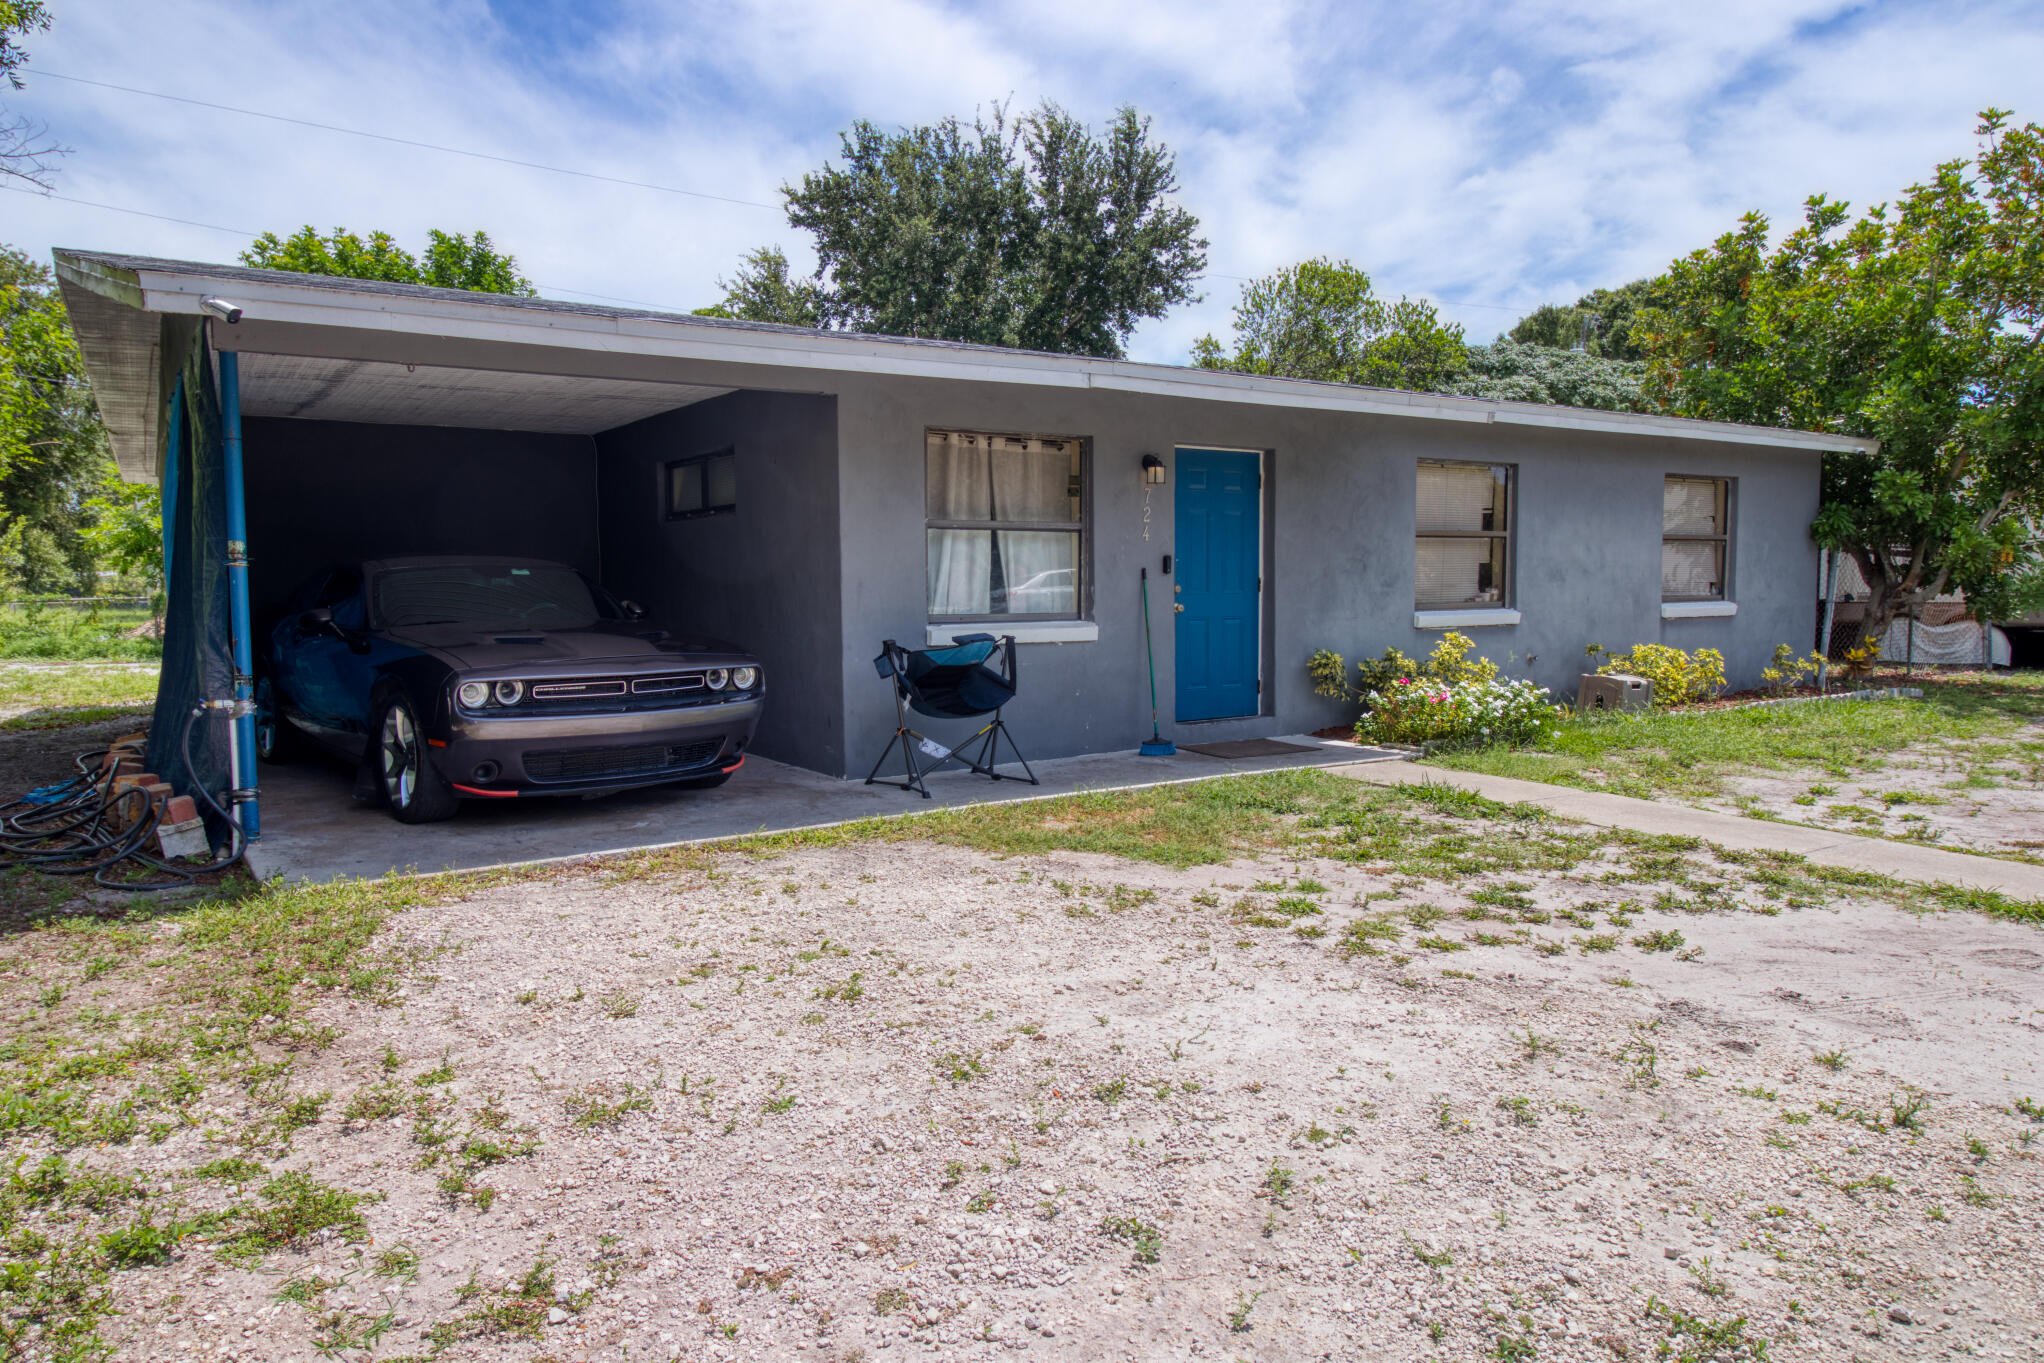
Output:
[{"xmin": 1174, "ymin": 449, "xmax": 1261, "ymax": 721}]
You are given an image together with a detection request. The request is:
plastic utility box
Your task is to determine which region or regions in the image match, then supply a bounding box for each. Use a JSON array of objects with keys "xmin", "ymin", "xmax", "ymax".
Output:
[{"xmin": 1576, "ymin": 672, "xmax": 1652, "ymax": 712}]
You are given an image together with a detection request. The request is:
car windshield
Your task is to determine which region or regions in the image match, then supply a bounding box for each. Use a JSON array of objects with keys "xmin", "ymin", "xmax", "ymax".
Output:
[{"xmin": 374, "ymin": 564, "xmax": 613, "ymax": 629}]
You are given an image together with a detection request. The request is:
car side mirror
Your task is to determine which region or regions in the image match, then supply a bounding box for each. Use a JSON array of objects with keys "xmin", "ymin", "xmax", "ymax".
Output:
[
  {"xmin": 298, "ymin": 607, "xmax": 337, "ymax": 636},
  {"xmin": 620, "ymin": 599, "xmax": 647, "ymax": 620}
]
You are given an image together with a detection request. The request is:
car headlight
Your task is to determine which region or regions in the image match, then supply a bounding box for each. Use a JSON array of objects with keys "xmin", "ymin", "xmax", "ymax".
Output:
[
  {"xmin": 494, "ymin": 680, "xmax": 524, "ymax": 706},
  {"xmin": 731, "ymin": 665, "xmax": 758, "ymax": 690},
  {"xmin": 457, "ymin": 681, "xmax": 490, "ymax": 709},
  {"xmin": 704, "ymin": 667, "xmax": 730, "ymax": 690}
]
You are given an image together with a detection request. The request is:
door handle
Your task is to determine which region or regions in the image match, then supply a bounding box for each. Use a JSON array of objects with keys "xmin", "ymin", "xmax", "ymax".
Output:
[{"xmin": 1173, "ymin": 603, "xmax": 1185, "ymax": 613}]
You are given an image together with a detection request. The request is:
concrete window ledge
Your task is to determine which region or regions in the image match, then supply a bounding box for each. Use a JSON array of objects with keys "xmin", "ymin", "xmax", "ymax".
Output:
[
  {"xmin": 1660, "ymin": 601, "xmax": 1738, "ymax": 619},
  {"xmin": 1413, "ymin": 608, "xmax": 1521, "ymax": 629},
  {"xmin": 926, "ymin": 621, "xmax": 1100, "ymax": 646}
]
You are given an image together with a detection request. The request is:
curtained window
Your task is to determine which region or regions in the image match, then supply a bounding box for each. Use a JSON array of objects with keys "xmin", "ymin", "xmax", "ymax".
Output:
[
  {"xmin": 1662, "ymin": 476, "xmax": 1729, "ymax": 600},
  {"xmin": 1415, "ymin": 461, "xmax": 1512, "ymax": 608},
  {"xmin": 926, "ymin": 430, "xmax": 1084, "ymax": 620}
]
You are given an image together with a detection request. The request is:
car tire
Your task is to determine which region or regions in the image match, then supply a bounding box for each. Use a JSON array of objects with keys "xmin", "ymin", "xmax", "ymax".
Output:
[
  {"xmin": 253, "ymin": 677, "xmax": 304, "ymax": 763},
  {"xmin": 673, "ymin": 770, "xmax": 733, "ymax": 791},
  {"xmin": 374, "ymin": 693, "xmax": 458, "ymax": 824}
]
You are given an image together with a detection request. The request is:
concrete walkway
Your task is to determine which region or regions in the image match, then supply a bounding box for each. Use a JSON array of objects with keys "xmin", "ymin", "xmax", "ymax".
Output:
[
  {"xmin": 1336, "ymin": 760, "xmax": 2044, "ymax": 899},
  {"xmin": 246, "ymin": 735, "xmax": 1407, "ymax": 884}
]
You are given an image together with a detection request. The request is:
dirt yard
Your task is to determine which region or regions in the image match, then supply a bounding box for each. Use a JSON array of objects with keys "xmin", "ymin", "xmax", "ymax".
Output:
[
  {"xmin": 1713, "ymin": 734, "xmax": 2044, "ymax": 862},
  {"xmin": 11, "ymin": 772, "xmax": 2039, "ymax": 1363}
]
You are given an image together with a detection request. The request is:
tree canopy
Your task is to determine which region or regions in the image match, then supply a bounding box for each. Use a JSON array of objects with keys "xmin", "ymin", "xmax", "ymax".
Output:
[
  {"xmin": 240, "ymin": 227, "xmax": 537, "ymax": 295},
  {"xmin": 706, "ymin": 102, "xmax": 1206, "ymax": 357},
  {"xmin": 693, "ymin": 246, "xmax": 825, "ymax": 328},
  {"xmin": 1191, "ymin": 257, "xmax": 1467, "ymax": 392},
  {"xmin": 1450, "ymin": 339, "xmax": 1647, "ymax": 412},
  {"xmin": 1640, "ymin": 110, "xmax": 2044, "ymax": 639},
  {"xmin": 1507, "ymin": 278, "xmax": 1667, "ymax": 362},
  {"xmin": 0, "ymin": 244, "xmax": 109, "ymax": 595}
]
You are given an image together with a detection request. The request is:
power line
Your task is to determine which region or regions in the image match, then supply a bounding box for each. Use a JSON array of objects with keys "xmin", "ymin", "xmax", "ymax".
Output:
[
  {"xmin": 1, "ymin": 184, "xmax": 699, "ymax": 313},
  {"xmin": 25, "ymin": 69, "xmax": 780, "ymax": 211},
  {"xmin": 1, "ymin": 183, "xmax": 259, "ymax": 236}
]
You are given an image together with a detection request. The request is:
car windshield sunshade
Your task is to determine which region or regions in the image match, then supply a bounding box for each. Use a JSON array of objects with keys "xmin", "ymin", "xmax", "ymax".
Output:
[{"xmin": 375, "ymin": 565, "xmax": 606, "ymax": 629}]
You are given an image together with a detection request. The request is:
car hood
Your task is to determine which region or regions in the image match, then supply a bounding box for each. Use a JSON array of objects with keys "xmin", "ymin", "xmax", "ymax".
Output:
[{"xmin": 385, "ymin": 621, "xmax": 751, "ymax": 670}]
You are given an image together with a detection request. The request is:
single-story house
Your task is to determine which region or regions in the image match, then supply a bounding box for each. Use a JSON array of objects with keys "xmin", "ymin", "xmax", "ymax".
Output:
[{"xmin": 55, "ymin": 248, "xmax": 1874, "ymax": 834}]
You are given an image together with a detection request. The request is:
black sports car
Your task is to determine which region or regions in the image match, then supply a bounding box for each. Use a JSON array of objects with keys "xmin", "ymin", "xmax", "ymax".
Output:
[{"xmin": 256, "ymin": 556, "xmax": 763, "ymax": 822}]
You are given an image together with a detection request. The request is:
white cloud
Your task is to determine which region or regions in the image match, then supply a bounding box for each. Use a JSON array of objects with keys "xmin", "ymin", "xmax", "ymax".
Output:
[{"xmin": 7, "ymin": 0, "xmax": 2041, "ymax": 361}]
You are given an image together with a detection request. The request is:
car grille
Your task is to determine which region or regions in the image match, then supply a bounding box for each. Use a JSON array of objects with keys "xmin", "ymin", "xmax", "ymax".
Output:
[
  {"xmin": 522, "ymin": 738, "xmax": 723, "ymax": 785},
  {"xmin": 484, "ymin": 670, "xmax": 727, "ymax": 714}
]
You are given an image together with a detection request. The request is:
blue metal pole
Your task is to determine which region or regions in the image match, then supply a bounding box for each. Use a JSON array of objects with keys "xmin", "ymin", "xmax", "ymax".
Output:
[
  {"xmin": 161, "ymin": 376, "xmax": 184, "ymax": 590},
  {"xmin": 218, "ymin": 351, "xmax": 259, "ymax": 839}
]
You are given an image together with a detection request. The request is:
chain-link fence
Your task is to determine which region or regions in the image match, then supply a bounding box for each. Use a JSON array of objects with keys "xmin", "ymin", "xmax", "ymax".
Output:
[{"xmin": 1818, "ymin": 552, "xmax": 2004, "ymax": 670}]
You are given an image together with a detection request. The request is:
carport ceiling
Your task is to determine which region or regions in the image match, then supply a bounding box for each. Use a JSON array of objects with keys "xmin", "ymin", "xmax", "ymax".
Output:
[{"xmin": 236, "ymin": 354, "xmax": 729, "ymax": 435}]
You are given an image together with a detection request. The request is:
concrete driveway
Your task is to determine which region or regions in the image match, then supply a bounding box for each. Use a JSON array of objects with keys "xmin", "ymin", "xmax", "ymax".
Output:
[{"xmin": 244, "ymin": 735, "xmax": 1404, "ymax": 883}]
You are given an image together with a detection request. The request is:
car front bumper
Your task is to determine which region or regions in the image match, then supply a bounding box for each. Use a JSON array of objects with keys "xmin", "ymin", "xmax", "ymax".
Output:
[{"xmin": 431, "ymin": 694, "xmax": 764, "ymax": 797}]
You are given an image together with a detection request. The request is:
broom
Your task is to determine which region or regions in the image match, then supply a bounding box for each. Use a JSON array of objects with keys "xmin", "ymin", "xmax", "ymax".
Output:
[{"xmin": 1139, "ymin": 567, "xmax": 1175, "ymax": 756}]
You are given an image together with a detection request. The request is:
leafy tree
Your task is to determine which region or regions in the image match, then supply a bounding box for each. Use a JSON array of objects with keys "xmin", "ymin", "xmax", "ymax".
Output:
[
  {"xmin": 1508, "ymin": 278, "xmax": 1667, "ymax": 362},
  {"xmin": 718, "ymin": 102, "xmax": 1205, "ymax": 356},
  {"xmin": 1640, "ymin": 111, "xmax": 2044, "ymax": 641},
  {"xmin": 0, "ymin": 243, "xmax": 108, "ymax": 595},
  {"xmin": 1192, "ymin": 257, "xmax": 1466, "ymax": 392},
  {"xmin": 694, "ymin": 246, "xmax": 825, "ymax": 327},
  {"xmin": 1, "ymin": 0, "xmax": 62, "ymax": 187},
  {"xmin": 1450, "ymin": 339, "xmax": 1647, "ymax": 412},
  {"xmin": 240, "ymin": 227, "xmax": 537, "ymax": 295},
  {"xmin": 82, "ymin": 476, "xmax": 161, "ymax": 597}
]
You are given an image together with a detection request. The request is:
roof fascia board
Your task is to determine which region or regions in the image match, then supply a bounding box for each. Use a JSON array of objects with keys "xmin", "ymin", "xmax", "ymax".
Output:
[
  {"xmin": 112, "ymin": 260, "xmax": 1877, "ymax": 455},
  {"xmin": 55, "ymin": 255, "xmax": 146, "ymax": 310}
]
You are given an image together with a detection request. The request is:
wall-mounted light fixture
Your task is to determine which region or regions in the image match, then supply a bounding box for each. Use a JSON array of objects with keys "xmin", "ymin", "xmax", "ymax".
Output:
[{"xmin": 1140, "ymin": 452, "xmax": 1166, "ymax": 485}]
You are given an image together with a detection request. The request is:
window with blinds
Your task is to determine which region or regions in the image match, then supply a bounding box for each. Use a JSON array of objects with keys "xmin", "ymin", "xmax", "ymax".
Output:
[
  {"xmin": 1663, "ymin": 476, "xmax": 1729, "ymax": 601},
  {"xmin": 926, "ymin": 430, "xmax": 1086, "ymax": 621},
  {"xmin": 1415, "ymin": 462, "xmax": 1512, "ymax": 609}
]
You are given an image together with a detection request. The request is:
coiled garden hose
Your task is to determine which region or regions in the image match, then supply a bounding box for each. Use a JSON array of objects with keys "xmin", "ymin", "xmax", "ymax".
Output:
[{"xmin": 0, "ymin": 707, "xmax": 246, "ymax": 891}]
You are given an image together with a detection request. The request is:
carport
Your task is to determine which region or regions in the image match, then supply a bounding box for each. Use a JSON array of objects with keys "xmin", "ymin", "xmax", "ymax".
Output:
[{"xmin": 57, "ymin": 251, "xmax": 861, "ymax": 866}]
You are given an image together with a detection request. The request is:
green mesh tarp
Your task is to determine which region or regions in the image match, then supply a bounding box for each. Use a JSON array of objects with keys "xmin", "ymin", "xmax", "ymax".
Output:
[{"xmin": 148, "ymin": 328, "xmax": 234, "ymax": 847}]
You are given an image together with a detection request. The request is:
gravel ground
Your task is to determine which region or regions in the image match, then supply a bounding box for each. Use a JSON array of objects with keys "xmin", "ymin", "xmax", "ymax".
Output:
[{"xmin": 79, "ymin": 829, "xmax": 2044, "ymax": 1362}]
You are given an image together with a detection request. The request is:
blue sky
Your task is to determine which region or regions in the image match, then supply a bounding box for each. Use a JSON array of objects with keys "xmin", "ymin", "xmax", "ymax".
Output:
[{"xmin": 7, "ymin": 0, "xmax": 2043, "ymax": 363}]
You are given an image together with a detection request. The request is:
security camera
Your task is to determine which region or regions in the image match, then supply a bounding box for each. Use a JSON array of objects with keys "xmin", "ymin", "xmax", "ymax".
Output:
[{"xmin": 198, "ymin": 297, "xmax": 243, "ymax": 324}]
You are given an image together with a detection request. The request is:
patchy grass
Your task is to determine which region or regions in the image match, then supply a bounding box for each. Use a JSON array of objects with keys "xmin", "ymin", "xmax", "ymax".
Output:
[
  {"xmin": 1427, "ymin": 669, "xmax": 2044, "ymax": 802},
  {"xmin": 0, "ymin": 605, "xmax": 162, "ymax": 662},
  {"xmin": 0, "ymin": 663, "xmax": 159, "ymax": 729},
  {"xmin": 0, "ymin": 872, "xmax": 448, "ymax": 1357}
]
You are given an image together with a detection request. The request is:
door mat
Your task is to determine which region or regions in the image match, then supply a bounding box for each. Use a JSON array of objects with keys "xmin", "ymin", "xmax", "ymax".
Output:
[{"xmin": 1180, "ymin": 738, "xmax": 1319, "ymax": 759}]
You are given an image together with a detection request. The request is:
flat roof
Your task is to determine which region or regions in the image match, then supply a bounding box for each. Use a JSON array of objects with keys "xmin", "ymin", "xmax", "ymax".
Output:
[{"xmin": 54, "ymin": 247, "xmax": 1879, "ymax": 481}]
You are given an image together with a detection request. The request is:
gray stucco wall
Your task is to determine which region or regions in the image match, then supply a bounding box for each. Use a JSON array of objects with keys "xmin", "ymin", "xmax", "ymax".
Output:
[
  {"xmin": 826, "ymin": 375, "xmax": 1821, "ymax": 779},
  {"xmin": 595, "ymin": 391, "xmax": 846, "ymax": 774},
  {"xmin": 242, "ymin": 417, "xmax": 599, "ymax": 625}
]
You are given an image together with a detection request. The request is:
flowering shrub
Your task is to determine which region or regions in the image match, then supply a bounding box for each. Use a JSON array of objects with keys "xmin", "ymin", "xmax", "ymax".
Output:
[
  {"xmin": 1356, "ymin": 674, "xmax": 1559, "ymax": 749},
  {"xmin": 1310, "ymin": 631, "xmax": 1498, "ymax": 701},
  {"xmin": 1595, "ymin": 643, "xmax": 1726, "ymax": 707}
]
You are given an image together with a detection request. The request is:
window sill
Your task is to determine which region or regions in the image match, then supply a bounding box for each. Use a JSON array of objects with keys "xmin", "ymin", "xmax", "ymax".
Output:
[
  {"xmin": 1661, "ymin": 601, "xmax": 1737, "ymax": 619},
  {"xmin": 1413, "ymin": 608, "xmax": 1521, "ymax": 629},
  {"xmin": 927, "ymin": 621, "xmax": 1100, "ymax": 646}
]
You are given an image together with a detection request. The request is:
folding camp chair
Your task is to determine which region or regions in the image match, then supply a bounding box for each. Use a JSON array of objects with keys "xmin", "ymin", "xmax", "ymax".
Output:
[{"xmin": 865, "ymin": 633, "xmax": 1038, "ymax": 799}]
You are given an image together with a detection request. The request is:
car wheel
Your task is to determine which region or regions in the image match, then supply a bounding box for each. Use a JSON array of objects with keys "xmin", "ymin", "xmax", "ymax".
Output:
[
  {"xmin": 253, "ymin": 677, "xmax": 303, "ymax": 763},
  {"xmin": 375, "ymin": 694, "xmax": 458, "ymax": 824},
  {"xmin": 673, "ymin": 770, "xmax": 733, "ymax": 791}
]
